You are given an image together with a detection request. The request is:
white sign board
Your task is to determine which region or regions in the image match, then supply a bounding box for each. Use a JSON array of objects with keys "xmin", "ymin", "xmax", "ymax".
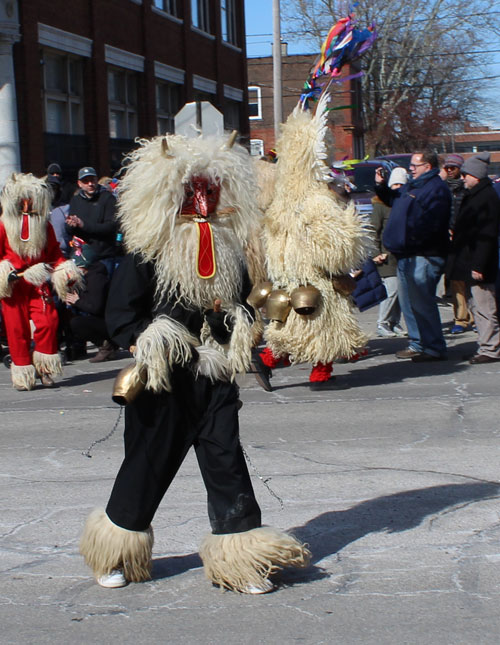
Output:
[{"xmin": 174, "ymin": 101, "xmax": 224, "ymax": 137}]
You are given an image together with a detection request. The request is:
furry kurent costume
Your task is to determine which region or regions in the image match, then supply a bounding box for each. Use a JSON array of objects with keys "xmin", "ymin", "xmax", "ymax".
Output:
[
  {"xmin": 79, "ymin": 132, "xmax": 310, "ymax": 592},
  {"xmin": 255, "ymin": 92, "xmax": 371, "ymax": 388},
  {"xmin": 0, "ymin": 173, "xmax": 81, "ymax": 390}
]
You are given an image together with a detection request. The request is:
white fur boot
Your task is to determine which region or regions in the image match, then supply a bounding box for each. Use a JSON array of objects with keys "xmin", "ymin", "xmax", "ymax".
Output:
[
  {"xmin": 80, "ymin": 509, "xmax": 154, "ymax": 583},
  {"xmin": 10, "ymin": 363, "xmax": 36, "ymax": 391},
  {"xmin": 199, "ymin": 526, "xmax": 310, "ymax": 593}
]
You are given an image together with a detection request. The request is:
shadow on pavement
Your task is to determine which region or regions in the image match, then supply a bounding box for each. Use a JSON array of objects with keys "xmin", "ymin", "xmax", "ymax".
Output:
[
  {"xmin": 152, "ymin": 552, "xmax": 202, "ymax": 580},
  {"xmin": 288, "ymin": 482, "xmax": 500, "ymax": 574},
  {"xmin": 149, "ymin": 483, "xmax": 500, "ymax": 587},
  {"xmin": 62, "ymin": 367, "xmax": 123, "ymax": 387}
]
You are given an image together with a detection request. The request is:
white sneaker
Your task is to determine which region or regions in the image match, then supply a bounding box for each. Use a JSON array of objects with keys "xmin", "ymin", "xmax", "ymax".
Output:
[
  {"xmin": 97, "ymin": 569, "xmax": 127, "ymax": 588},
  {"xmin": 392, "ymin": 324, "xmax": 407, "ymax": 337},
  {"xmin": 242, "ymin": 578, "xmax": 275, "ymax": 594},
  {"xmin": 377, "ymin": 323, "xmax": 396, "ymax": 338}
]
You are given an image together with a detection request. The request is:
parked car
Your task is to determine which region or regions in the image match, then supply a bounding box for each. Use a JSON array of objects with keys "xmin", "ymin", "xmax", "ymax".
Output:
[
  {"xmin": 349, "ymin": 159, "xmax": 397, "ymax": 217},
  {"xmin": 374, "ymin": 153, "xmax": 412, "ymax": 171}
]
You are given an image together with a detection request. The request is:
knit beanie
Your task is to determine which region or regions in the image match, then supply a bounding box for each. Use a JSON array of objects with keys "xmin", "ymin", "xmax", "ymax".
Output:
[
  {"xmin": 388, "ymin": 167, "xmax": 408, "ymax": 188},
  {"xmin": 461, "ymin": 152, "xmax": 490, "ymax": 179},
  {"xmin": 47, "ymin": 163, "xmax": 62, "ymax": 175},
  {"xmin": 443, "ymin": 153, "xmax": 464, "ymax": 168}
]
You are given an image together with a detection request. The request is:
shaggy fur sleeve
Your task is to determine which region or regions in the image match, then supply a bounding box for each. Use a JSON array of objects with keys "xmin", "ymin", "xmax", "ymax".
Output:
[
  {"xmin": 22, "ymin": 262, "xmax": 51, "ymax": 286},
  {"xmin": 300, "ymin": 195, "xmax": 371, "ymax": 275},
  {"xmin": 134, "ymin": 315, "xmax": 199, "ymax": 393},
  {"xmin": 51, "ymin": 260, "xmax": 83, "ymax": 300},
  {"xmin": 0, "ymin": 259, "xmax": 15, "ymax": 299},
  {"xmin": 201, "ymin": 305, "xmax": 253, "ymax": 379}
]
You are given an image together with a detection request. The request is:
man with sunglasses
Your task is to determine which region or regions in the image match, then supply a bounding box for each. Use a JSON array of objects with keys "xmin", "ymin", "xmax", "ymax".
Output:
[
  {"xmin": 66, "ymin": 167, "xmax": 118, "ymax": 277},
  {"xmin": 376, "ymin": 150, "xmax": 452, "ymax": 362}
]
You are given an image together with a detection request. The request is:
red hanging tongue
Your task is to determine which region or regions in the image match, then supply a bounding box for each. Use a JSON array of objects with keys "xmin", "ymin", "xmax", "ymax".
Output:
[
  {"xmin": 196, "ymin": 221, "xmax": 216, "ymax": 279},
  {"xmin": 20, "ymin": 213, "xmax": 30, "ymax": 241}
]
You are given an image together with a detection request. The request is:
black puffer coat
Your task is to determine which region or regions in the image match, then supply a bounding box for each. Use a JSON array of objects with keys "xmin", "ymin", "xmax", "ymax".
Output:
[{"xmin": 447, "ymin": 177, "xmax": 500, "ymax": 284}]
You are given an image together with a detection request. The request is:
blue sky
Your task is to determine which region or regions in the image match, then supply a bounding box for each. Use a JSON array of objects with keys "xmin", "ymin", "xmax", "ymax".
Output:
[
  {"xmin": 244, "ymin": 1, "xmax": 500, "ymax": 128},
  {"xmin": 245, "ymin": 0, "xmax": 317, "ymax": 58}
]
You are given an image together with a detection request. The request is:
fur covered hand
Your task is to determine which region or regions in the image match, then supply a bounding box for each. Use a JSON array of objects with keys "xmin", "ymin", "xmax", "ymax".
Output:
[
  {"xmin": 204, "ymin": 309, "xmax": 233, "ymax": 345},
  {"xmin": 22, "ymin": 263, "xmax": 51, "ymax": 286},
  {"xmin": 51, "ymin": 260, "xmax": 83, "ymax": 300},
  {"xmin": 0, "ymin": 260, "xmax": 16, "ymax": 299}
]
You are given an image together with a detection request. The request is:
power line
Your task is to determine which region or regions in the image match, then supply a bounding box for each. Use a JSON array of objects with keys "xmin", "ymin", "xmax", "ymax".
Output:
[
  {"xmin": 246, "ymin": 8, "xmax": 500, "ymax": 37},
  {"xmin": 246, "ymin": 48, "xmax": 500, "ymax": 60},
  {"xmin": 364, "ymin": 73, "xmax": 500, "ymax": 92}
]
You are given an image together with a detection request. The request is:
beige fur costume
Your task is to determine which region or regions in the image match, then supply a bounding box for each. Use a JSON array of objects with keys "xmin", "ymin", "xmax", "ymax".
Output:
[
  {"xmin": 80, "ymin": 132, "xmax": 310, "ymax": 593},
  {"xmin": 262, "ymin": 95, "xmax": 370, "ymax": 364}
]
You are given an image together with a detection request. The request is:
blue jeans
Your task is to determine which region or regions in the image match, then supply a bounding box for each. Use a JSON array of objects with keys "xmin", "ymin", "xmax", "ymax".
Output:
[{"xmin": 397, "ymin": 256, "xmax": 447, "ymax": 357}]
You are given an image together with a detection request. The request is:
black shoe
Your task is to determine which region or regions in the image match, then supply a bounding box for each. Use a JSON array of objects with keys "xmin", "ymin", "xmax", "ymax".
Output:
[
  {"xmin": 411, "ymin": 352, "xmax": 447, "ymax": 362},
  {"xmin": 468, "ymin": 354, "xmax": 500, "ymax": 364},
  {"xmin": 251, "ymin": 354, "xmax": 273, "ymax": 391},
  {"xmin": 309, "ymin": 377, "xmax": 349, "ymax": 391}
]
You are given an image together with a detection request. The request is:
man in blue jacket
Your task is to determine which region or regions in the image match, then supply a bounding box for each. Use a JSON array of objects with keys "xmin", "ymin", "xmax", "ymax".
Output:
[{"xmin": 376, "ymin": 150, "xmax": 452, "ymax": 361}]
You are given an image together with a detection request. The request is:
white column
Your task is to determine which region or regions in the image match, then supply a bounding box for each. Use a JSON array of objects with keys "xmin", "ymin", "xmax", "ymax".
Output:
[{"xmin": 0, "ymin": 34, "xmax": 20, "ymax": 187}]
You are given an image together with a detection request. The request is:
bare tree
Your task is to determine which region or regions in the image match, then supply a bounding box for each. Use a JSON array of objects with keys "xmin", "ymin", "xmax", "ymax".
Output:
[{"xmin": 282, "ymin": 0, "xmax": 500, "ymax": 155}]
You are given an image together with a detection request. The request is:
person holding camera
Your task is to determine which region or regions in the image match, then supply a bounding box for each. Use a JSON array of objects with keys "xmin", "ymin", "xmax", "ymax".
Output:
[{"xmin": 376, "ymin": 150, "xmax": 452, "ymax": 362}]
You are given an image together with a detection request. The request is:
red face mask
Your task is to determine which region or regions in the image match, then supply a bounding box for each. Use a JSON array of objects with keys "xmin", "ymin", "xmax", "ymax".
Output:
[{"xmin": 180, "ymin": 176, "xmax": 221, "ymax": 218}]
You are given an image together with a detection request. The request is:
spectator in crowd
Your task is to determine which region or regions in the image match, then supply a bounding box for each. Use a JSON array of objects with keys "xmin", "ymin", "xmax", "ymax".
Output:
[
  {"xmin": 47, "ymin": 175, "xmax": 71, "ymax": 257},
  {"xmin": 377, "ymin": 150, "xmax": 452, "ymax": 362},
  {"xmin": 46, "ymin": 162, "xmax": 76, "ymax": 205},
  {"xmin": 441, "ymin": 153, "xmax": 475, "ymax": 334},
  {"xmin": 66, "ymin": 167, "xmax": 118, "ymax": 277},
  {"xmin": 65, "ymin": 244, "xmax": 118, "ymax": 363},
  {"xmin": 371, "ymin": 166, "xmax": 408, "ymax": 337},
  {"xmin": 447, "ymin": 152, "xmax": 500, "ymax": 363},
  {"xmin": 492, "ymin": 176, "xmax": 500, "ymax": 314},
  {"xmin": 47, "ymin": 172, "xmax": 65, "ymax": 208}
]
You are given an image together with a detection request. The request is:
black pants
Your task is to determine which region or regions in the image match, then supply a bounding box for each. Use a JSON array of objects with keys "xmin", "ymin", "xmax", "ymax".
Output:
[
  {"xmin": 106, "ymin": 365, "xmax": 261, "ymax": 534},
  {"xmin": 71, "ymin": 314, "xmax": 109, "ymax": 347}
]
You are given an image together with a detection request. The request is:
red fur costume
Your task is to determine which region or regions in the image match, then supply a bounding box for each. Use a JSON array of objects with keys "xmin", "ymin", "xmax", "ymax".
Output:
[{"xmin": 0, "ymin": 173, "xmax": 81, "ymax": 390}]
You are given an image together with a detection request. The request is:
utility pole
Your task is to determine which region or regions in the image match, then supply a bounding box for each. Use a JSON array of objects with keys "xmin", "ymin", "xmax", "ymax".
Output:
[{"xmin": 272, "ymin": 0, "xmax": 282, "ymax": 142}]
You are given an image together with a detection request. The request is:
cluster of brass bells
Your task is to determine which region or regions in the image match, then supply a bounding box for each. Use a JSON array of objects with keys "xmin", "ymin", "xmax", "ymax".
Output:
[
  {"xmin": 247, "ymin": 281, "xmax": 273, "ymax": 309},
  {"xmin": 248, "ymin": 282, "xmax": 321, "ymax": 322}
]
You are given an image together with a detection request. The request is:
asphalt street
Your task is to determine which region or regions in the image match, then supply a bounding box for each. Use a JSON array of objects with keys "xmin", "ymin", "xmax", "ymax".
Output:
[{"xmin": 1, "ymin": 304, "xmax": 500, "ymax": 644}]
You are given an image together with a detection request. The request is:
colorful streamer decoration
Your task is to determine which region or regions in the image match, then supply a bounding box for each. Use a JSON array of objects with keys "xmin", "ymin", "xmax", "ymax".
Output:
[{"xmin": 300, "ymin": 9, "xmax": 377, "ymax": 110}]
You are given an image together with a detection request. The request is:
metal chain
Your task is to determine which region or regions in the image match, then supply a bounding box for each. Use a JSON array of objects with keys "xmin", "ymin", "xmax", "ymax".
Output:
[
  {"xmin": 81, "ymin": 409, "xmax": 284, "ymax": 510},
  {"xmin": 241, "ymin": 443, "xmax": 284, "ymax": 509},
  {"xmin": 82, "ymin": 406, "xmax": 123, "ymax": 458}
]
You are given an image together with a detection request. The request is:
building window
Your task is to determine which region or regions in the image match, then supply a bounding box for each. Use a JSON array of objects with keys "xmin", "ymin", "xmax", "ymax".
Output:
[
  {"xmin": 221, "ymin": 0, "xmax": 237, "ymax": 45},
  {"xmin": 156, "ymin": 81, "xmax": 181, "ymax": 134},
  {"xmin": 192, "ymin": 0, "xmax": 210, "ymax": 32},
  {"xmin": 43, "ymin": 51, "xmax": 84, "ymax": 134},
  {"xmin": 153, "ymin": 0, "xmax": 177, "ymax": 15},
  {"xmin": 248, "ymin": 86, "xmax": 262, "ymax": 120},
  {"xmin": 223, "ymin": 99, "xmax": 240, "ymax": 131},
  {"xmin": 250, "ymin": 139, "xmax": 264, "ymax": 157},
  {"xmin": 108, "ymin": 67, "xmax": 138, "ymax": 139}
]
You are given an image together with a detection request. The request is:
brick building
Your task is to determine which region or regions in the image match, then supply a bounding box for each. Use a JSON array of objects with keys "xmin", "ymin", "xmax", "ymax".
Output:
[
  {"xmin": 247, "ymin": 50, "xmax": 365, "ymax": 160},
  {"xmin": 437, "ymin": 123, "xmax": 500, "ymax": 176},
  {"xmin": 0, "ymin": 0, "xmax": 248, "ymax": 184}
]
